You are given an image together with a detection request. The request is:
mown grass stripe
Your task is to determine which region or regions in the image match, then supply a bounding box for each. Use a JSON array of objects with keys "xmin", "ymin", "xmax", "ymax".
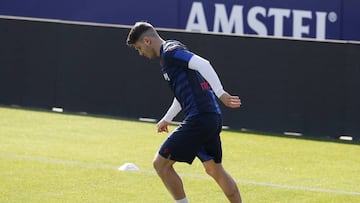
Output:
[{"xmin": 1, "ymin": 152, "xmax": 359, "ymax": 196}]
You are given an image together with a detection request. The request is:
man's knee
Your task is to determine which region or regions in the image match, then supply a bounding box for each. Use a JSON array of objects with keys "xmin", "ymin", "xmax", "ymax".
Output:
[
  {"xmin": 203, "ymin": 161, "xmax": 223, "ymax": 178},
  {"xmin": 153, "ymin": 153, "xmax": 174, "ymax": 175},
  {"xmin": 204, "ymin": 165, "xmax": 216, "ymax": 177},
  {"xmin": 152, "ymin": 155, "xmax": 162, "ymax": 172}
]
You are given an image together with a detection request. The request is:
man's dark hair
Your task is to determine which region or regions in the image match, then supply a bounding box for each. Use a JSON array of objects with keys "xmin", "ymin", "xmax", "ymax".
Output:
[{"xmin": 126, "ymin": 22, "xmax": 154, "ymax": 46}]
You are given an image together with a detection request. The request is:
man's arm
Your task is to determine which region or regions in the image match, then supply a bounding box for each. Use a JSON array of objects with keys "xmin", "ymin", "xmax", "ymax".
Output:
[
  {"xmin": 157, "ymin": 98, "xmax": 182, "ymax": 132},
  {"xmin": 188, "ymin": 55, "xmax": 241, "ymax": 108}
]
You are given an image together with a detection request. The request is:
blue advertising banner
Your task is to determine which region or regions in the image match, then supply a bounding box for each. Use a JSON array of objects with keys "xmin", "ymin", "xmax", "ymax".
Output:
[
  {"xmin": 0, "ymin": 0, "xmax": 359, "ymax": 41},
  {"xmin": 342, "ymin": 0, "xmax": 360, "ymax": 41},
  {"xmin": 179, "ymin": 0, "xmax": 342, "ymax": 40},
  {"xmin": 0, "ymin": 0, "xmax": 178, "ymax": 27}
]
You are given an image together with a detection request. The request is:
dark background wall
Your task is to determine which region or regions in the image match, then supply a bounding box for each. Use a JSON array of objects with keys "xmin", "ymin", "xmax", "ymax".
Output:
[{"xmin": 0, "ymin": 18, "xmax": 359, "ymax": 139}]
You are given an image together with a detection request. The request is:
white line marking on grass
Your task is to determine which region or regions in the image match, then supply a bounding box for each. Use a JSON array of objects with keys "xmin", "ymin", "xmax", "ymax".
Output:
[
  {"xmin": 1, "ymin": 153, "xmax": 360, "ymax": 196},
  {"xmin": 0, "ymin": 153, "xmax": 117, "ymax": 170},
  {"xmin": 234, "ymin": 179, "xmax": 360, "ymax": 196}
]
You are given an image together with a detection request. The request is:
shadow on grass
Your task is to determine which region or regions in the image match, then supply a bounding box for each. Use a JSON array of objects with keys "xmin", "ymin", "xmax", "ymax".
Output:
[{"xmin": 225, "ymin": 128, "xmax": 360, "ymax": 146}]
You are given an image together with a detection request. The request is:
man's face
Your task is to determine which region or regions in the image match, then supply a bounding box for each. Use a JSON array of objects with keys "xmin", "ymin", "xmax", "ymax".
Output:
[{"xmin": 133, "ymin": 38, "xmax": 156, "ymax": 59}]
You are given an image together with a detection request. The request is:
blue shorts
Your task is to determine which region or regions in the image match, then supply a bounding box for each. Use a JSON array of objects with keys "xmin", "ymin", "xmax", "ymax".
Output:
[{"xmin": 158, "ymin": 113, "xmax": 223, "ymax": 164}]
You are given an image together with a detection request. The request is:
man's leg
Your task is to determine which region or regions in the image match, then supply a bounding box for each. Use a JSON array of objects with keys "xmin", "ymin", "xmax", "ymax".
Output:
[
  {"xmin": 153, "ymin": 153, "xmax": 187, "ymax": 201},
  {"xmin": 203, "ymin": 160, "xmax": 242, "ymax": 203}
]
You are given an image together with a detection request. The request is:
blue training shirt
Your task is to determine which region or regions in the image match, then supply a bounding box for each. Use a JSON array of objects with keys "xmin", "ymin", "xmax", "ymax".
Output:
[{"xmin": 160, "ymin": 40, "xmax": 221, "ymax": 119}]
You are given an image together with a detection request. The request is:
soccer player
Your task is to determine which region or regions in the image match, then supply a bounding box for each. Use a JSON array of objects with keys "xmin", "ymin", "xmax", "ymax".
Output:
[{"xmin": 126, "ymin": 22, "xmax": 242, "ymax": 203}]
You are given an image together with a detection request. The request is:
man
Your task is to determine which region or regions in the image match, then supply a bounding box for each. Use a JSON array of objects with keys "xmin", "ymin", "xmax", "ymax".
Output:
[{"xmin": 126, "ymin": 22, "xmax": 242, "ymax": 203}]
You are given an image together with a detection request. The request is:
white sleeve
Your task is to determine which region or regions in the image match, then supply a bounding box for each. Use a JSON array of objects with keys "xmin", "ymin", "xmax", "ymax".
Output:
[
  {"xmin": 161, "ymin": 97, "xmax": 182, "ymax": 122},
  {"xmin": 188, "ymin": 55, "xmax": 226, "ymax": 98}
]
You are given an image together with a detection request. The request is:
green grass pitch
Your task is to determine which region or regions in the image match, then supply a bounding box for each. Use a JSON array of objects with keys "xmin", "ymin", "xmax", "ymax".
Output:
[{"xmin": 0, "ymin": 106, "xmax": 359, "ymax": 202}]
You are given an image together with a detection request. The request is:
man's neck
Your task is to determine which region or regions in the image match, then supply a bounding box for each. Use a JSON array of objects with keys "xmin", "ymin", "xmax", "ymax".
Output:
[{"xmin": 155, "ymin": 38, "xmax": 165, "ymax": 57}]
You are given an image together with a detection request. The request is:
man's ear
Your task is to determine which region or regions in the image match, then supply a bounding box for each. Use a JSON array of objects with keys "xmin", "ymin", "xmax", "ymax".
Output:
[{"xmin": 143, "ymin": 36, "xmax": 151, "ymax": 45}]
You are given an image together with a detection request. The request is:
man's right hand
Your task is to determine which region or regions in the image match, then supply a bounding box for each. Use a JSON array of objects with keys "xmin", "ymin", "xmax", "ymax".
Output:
[
  {"xmin": 157, "ymin": 119, "xmax": 170, "ymax": 133},
  {"xmin": 220, "ymin": 92, "xmax": 242, "ymax": 108}
]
